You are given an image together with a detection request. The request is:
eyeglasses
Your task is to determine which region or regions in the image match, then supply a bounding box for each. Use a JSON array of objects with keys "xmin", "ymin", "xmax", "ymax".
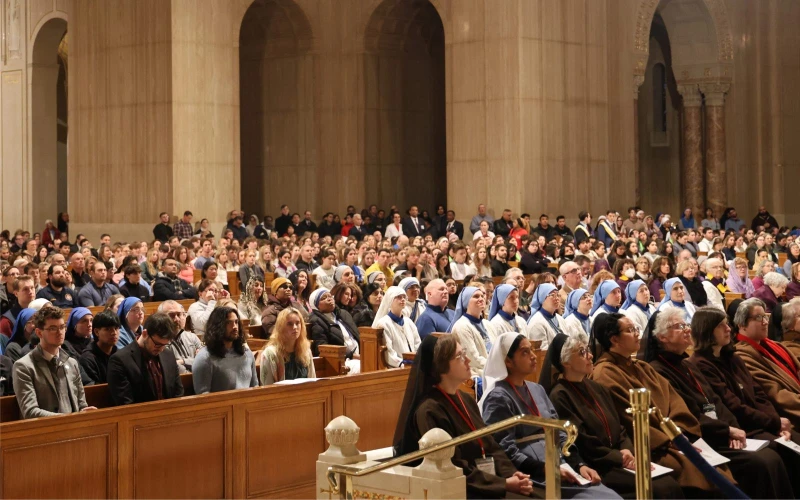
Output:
[
  {"xmin": 43, "ymin": 325, "xmax": 67, "ymax": 333},
  {"xmin": 668, "ymin": 323, "xmax": 690, "ymax": 332},
  {"xmin": 749, "ymin": 314, "xmax": 769, "ymax": 324},
  {"xmin": 576, "ymin": 346, "xmax": 591, "ymax": 358},
  {"xmin": 564, "ymin": 268, "xmax": 580, "ymax": 276},
  {"xmin": 130, "ymin": 307, "xmax": 145, "ymax": 315},
  {"xmin": 453, "ymin": 351, "xmax": 468, "ymax": 362},
  {"xmin": 149, "ymin": 337, "xmax": 171, "ymax": 349},
  {"xmin": 622, "ymin": 326, "xmax": 641, "ymax": 335}
]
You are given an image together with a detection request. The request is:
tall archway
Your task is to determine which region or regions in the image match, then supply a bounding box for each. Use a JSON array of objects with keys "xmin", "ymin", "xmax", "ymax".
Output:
[
  {"xmin": 363, "ymin": 0, "xmax": 446, "ymax": 213},
  {"xmin": 30, "ymin": 17, "xmax": 68, "ymax": 229},
  {"xmin": 239, "ymin": 0, "xmax": 314, "ymax": 218}
]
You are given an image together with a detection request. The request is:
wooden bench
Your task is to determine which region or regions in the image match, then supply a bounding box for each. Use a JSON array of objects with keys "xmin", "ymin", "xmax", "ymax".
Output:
[
  {"xmin": 191, "ymin": 270, "xmax": 242, "ymax": 298},
  {"xmin": 724, "ymin": 292, "xmax": 745, "ymax": 310},
  {"xmin": 736, "ymin": 252, "xmax": 746, "ymax": 260},
  {"xmin": 62, "ymin": 298, "xmax": 196, "ymax": 321},
  {"xmin": 778, "ymin": 252, "xmax": 788, "ymax": 269}
]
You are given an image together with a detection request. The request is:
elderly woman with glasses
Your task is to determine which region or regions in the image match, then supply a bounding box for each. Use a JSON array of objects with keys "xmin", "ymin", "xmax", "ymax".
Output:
[
  {"xmin": 734, "ymin": 298, "xmax": 800, "ymax": 429},
  {"xmin": 589, "ymin": 313, "xmax": 728, "ymax": 495},
  {"xmin": 645, "ymin": 308, "xmax": 793, "ymax": 500},
  {"xmin": 752, "ymin": 272, "xmax": 788, "ymax": 313}
]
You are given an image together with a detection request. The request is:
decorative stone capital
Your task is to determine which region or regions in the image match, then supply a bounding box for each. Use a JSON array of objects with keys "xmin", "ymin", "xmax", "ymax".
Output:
[
  {"xmin": 319, "ymin": 416, "xmax": 367, "ymax": 464},
  {"xmin": 633, "ymin": 75, "xmax": 646, "ymax": 100},
  {"xmin": 699, "ymin": 82, "xmax": 731, "ymax": 107},
  {"xmin": 412, "ymin": 428, "xmax": 463, "ymax": 480},
  {"xmin": 677, "ymin": 84, "xmax": 703, "ymax": 108}
]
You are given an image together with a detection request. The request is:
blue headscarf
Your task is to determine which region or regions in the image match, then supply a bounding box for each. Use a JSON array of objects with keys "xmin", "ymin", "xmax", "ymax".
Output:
[
  {"xmin": 66, "ymin": 307, "xmax": 93, "ymax": 341},
  {"xmin": 657, "ymin": 277, "xmax": 685, "ymax": 311},
  {"xmin": 590, "ymin": 280, "xmax": 620, "ymax": 316},
  {"xmin": 564, "ymin": 289, "xmax": 591, "ymax": 334},
  {"xmin": 489, "ymin": 284, "xmax": 516, "ymax": 321},
  {"xmin": 117, "ymin": 297, "xmax": 143, "ymax": 348},
  {"xmin": 622, "ymin": 280, "xmax": 647, "ymax": 310},
  {"xmin": 447, "ymin": 286, "xmax": 479, "ymax": 333},
  {"xmin": 8, "ymin": 308, "xmax": 36, "ymax": 347},
  {"xmin": 527, "ymin": 284, "xmax": 557, "ymax": 323}
]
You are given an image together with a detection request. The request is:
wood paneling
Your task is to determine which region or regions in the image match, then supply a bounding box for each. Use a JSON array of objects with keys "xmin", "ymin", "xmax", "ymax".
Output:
[{"xmin": 332, "ymin": 381, "xmax": 406, "ymax": 452}]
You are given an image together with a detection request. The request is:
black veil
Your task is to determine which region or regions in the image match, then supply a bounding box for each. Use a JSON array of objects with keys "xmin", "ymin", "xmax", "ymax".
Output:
[
  {"xmin": 639, "ymin": 310, "xmax": 661, "ymax": 362},
  {"xmin": 393, "ymin": 335, "xmax": 439, "ymax": 458},
  {"xmin": 538, "ymin": 333, "xmax": 569, "ymax": 394}
]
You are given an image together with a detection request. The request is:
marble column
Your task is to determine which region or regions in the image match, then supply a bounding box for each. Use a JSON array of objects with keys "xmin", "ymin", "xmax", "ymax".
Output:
[
  {"xmin": 678, "ymin": 84, "xmax": 704, "ymax": 220},
  {"xmin": 633, "ymin": 75, "xmax": 645, "ymax": 207},
  {"xmin": 700, "ymin": 83, "xmax": 730, "ymax": 220}
]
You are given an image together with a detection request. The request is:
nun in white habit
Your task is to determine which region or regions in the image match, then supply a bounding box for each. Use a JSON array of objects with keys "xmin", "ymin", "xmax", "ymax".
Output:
[
  {"xmin": 399, "ymin": 277, "xmax": 427, "ymax": 323},
  {"xmin": 447, "ymin": 286, "xmax": 498, "ymax": 378},
  {"xmin": 488, "ymin": 284, "xmax": 527, "ymax": 334},
  {"xmin": 562, "ymin": 288, "xmax": 592, "ymax": 339},
  {"xmin": 588, "ymin": 280, "xmax": 621, "ymax": 326},
  {"xmin": 526, "ymin": 283, "xmax": 567, "ymax": 350},
  {"xmin": 372, "ymin": 286, "xmax": 421, "ymax": 368},
  {"xmin": 619, "ymin": 279, "xmax": 655, "ymax": 334}
]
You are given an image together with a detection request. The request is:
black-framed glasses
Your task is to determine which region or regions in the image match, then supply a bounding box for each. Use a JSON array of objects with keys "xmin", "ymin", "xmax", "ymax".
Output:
[{"xmin": 149, "ymin": 337, "xmax": 171, "ymax": 349}]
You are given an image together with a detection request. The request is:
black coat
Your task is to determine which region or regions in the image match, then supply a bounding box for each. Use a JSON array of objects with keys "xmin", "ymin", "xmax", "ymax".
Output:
[
  {"xmin": 152, "ymin": 274, "xmax": 198, "ymax": 302},
  {"xmin": 402, "ymin": 217, "xmax": 426, "ymax": 238},
  {"xmin": 493, "ymin": 218, "xmax": 513, "ymax": 238},
  {"xmin": 119, "ymin": 281, "xmax": 151, "ymax": 302},
  {"xmin": 308, "ymin": 309, "xmax": 361, "ymax": 358},
  {"xmin": 107, "ymin": 340, "xmax": 183, "ymax": 405},
  {"xmin": 437, "ymin": 219, "xmax": 464, "ymax": 240}
]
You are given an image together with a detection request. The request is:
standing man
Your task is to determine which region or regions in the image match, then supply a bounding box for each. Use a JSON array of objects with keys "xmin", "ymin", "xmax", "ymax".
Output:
[
  {"xmin": 470, "ymin": 204, "xmax": 495, "ymax": 234},
  {"xmin": 13, "ymin": 307, "xmax": 96, "ymax": 419},
  {"xmin": 173, "ymin": 211, "xmax": 194, "ymax": 241},
  {"xmin": 438, "ymin": 210, "xmax": 464, "ymax": 240},
  {"xmin": 192, "ymin": 307, "xmax": 258, "ymax": 393},
  {"xmin": 493, "ymin": 209, "xmax": 514, "ymax": 239},
  {"xmin": 574, "ymin": 211, "xmax": 593, "ymax": 244},
  {"xmin": 300, "ymin": 210, "xmax": 318, "ymax": 234},
  {"xmin": 597, "ymin": 210, "xmax": 619, "ymax": 248},
  {"xmin": 275, "ymin": 205, "xmax": 292, "ymax": 236},
  {"xmin": 348, "ymin": 214, "xmax": 368, "ymax": 242},
  {"xmin": 402, "ymin": 206, "xmax": 426, "ymax": 238},
  {"xmin": 153, "ymin": 212, "xmax": 174, "ymax": 243}
]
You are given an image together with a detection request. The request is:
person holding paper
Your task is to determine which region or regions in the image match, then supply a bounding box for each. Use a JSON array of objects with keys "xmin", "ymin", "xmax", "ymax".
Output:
[
  {"xmin": 481, "ymin": 332, "xmax": 622, "ymax": 499},
  {"xmin": 547, "ymin": 333, "xmax": 685, "ymax": 498},
  {"xmin": 690, "ymin": 306, "xmax": 800, "ymax": 496}
]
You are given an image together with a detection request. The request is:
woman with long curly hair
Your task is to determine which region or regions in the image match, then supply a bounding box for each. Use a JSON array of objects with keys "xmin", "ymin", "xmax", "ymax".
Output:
[
  {"xmin": 260, "ymin": 308, "xmax": 315, "ymax": 385},
  {"xmin": 238, "ymin": 278, "xmax": 268, "ymax": 326}
]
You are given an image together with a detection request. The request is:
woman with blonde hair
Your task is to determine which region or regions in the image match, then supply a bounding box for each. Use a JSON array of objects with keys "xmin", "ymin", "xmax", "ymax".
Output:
[
  {"xmin": 216, "ymin": 247, "xmax": 236, "ymax": 272},
  {"xmin": 257, "ymin": 245, "xmax": 275, "ymax": 274},
  {"xmin": 260, "ymin": 308, "xmax": 316, "ymax": 385},
  {"xmin": 140, "ymin": 248, "xmax": 160, "ymax": 284},
  {"xmin": 472, "ymin": 245, "xmax": 492, "ymax": 278},
  {"xmin": 238, "ymin": 278, "xmax": 268, "ymax": 326}
]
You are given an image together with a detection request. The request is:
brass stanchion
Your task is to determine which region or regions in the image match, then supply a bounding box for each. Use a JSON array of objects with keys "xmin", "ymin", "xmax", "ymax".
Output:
[{"xmin": 629, "ymin": 388, "xmax": 653, "ymax": 500}]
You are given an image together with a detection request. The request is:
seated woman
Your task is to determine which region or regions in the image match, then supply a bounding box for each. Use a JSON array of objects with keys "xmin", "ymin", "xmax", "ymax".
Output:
[
  {"xmin": 117, "ymin": 297, "xmax": 144, "ymax": 348},
  {"xmin": 288, "ymin": 269, "xmax": 313, "ymax": 314},
  {"xmin": 488, "ymin": 284, "xmax": 527, "ymax": 334},
  {"xmin": 372, "ymin": 286, "xmax": 421, "ymax": 368},
  {"xmin": 752, "ymin": 272, "xmax": 788, "ymax": 313},
  {"xmin": 611, "ymin": 258, "xmax": 635, "ymax": 301},
  {"xmin": 393, "ymin": 335, "xmax": 534, "ymax": 499},
  {"xmin": 589, "ymin": 280, "xmax": 621, "ymax": 326},
  {"xmin": 675, "ymin": 259, "xmax": 707, "ymax": 307},
  {"xmin": 519, "ymin": 239, "xmax": 548, "ymax": 275},
  {"xmin": 787, "ymin": 263, "xmax": 800, "ymax": 301},
  {"xmin": 188, "ymin": 279, "xmax": 222, "ymax": 337},
  {"xmin": 620, "ymin": 280, "xmax": 654, "ymax": 334},
  {"xmin": 646, "ymin": 308, "xmax": 793, "ymax": 500},
  {"xmin": 448, "ymin": 286, "xmax": 497, "ymax": 377},
  {"xmin": 781, "ymin": 300, "xmax": 800, "ymax": 359},
  {"xmin": 752, "ymin": 258, "xmax": 775, "ymax": 291},
  {"xmin": 482, "ymin": 332, "xmax": 622, "ymax": 499},
  {"xmin": 333, "ymin": 265, "xmax": 356, "ymax": 286},
  {"xmin": 399, "ymin": 277, "xmax": 427, "ymax": 323},
  {"xmin": 260, "ymin": 307, "xmax": 316, "ymax": 385},
  {"xmin": 352, "ymin": 283, "xmax": 383, "ymax": 327},
  {"xmin": 648, "ymin": 257, "xmax": 672, "ymax": 304},
  {"xmin": 239, "ymin": 250, "xmax": 265, "ymax": 288},
  {"xmin": 691, "ymin": 306, "xmax": 800, "ymax": 494},
  {"xmin": 563, "ymin": 289, "xmax": 592, "ymax": 338},
  {"xmin": 590, "ymin": 313, "xmax": 728, "ymax": 496},
  {"xmin": 307, "ymin": 288, "xmax": 360, "ymax": 374},
  {"xmin": 275, "ymin": 249, "xmax": 298, "ymax": 278},
  {"xmin": 656, "ymin": 278, "xmax": 696, "ymax": 322},
  {"xmin": 547, "ymin": 333, "xmax": 683, "ymax": 499},
  {"xmin": 527, "ymin": 283, "xmax": 567, "ymax": 350},
  {"xmin": 701, "ymin": 258, "xmax": 727, "ymax": 311},
  {"xmin": 734, "ymin": 298, "xmax": 800, "ymax": 429},
  {"xmin": 366, "ymin": 270, "xmax": 388, "ymax": 291},
  {"xmin": 237, "ymin": 278, "xmax": 268, "ymax": 327}
]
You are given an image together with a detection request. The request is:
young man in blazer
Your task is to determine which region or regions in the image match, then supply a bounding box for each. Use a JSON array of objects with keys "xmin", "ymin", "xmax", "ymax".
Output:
[{"xmin": 107, "ymin": 312, "xmax": 184, "ymax": 405}]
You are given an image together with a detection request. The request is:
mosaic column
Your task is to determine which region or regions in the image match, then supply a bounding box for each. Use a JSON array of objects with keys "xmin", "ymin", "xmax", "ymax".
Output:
[
  {"xmin": 700, "ymin": 82, "xmax": 731, "ymax": 219},
  {"xmin": 678, "ymin": 84, "xmax": 705, "ymax": 219}
]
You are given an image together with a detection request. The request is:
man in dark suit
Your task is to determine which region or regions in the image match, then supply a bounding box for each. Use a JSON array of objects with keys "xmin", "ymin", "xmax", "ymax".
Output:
[
  {"xmin": 493, "ymin": 209, "xmax": 513, "ymax": 238},
  {"xmin": 402, "ymin": 205, "xmax": 427, "ymax": 237},
  {"xmin": 107, "ymin": 312, "xmax": 183, "ymax": 405},
  {"xmin": 438, "ymin": 210, "xmax": 464, "ymax": 240}
]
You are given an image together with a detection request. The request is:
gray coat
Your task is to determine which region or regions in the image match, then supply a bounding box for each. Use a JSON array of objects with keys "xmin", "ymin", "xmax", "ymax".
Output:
[{"xmin": 12, "ymin": 346, "xmax": 88, "ymax": 419}]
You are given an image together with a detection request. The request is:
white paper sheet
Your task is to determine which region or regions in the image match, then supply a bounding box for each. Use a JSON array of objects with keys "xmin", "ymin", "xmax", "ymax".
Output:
[{"xmin": 623, "ymin": 462, "xmax": 674, "ymax": 478}]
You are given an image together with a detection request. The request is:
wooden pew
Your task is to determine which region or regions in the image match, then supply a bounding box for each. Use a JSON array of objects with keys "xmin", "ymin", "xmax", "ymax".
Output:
[
  {"xmin": 725, "ymin": 292, "xmax": 745, "ymax": 310},
  {"xmin": 778, "ymin": 252, "xmax": 788, "ymax": 269},
  {"xmin": 736, "ymin": 252, "xmax": 746, "ymax": 260},
  {"xmin": 62, "ymin": 298, "xmax": 196, "ymax": 322},
  {"xmin": 509, "ymin": 261, "xmax": 519, "ymax": 268},
  {"xmin": 0, "ymin": 368, "xmax": 409, "ymax": 499},
  {"xmin": 359, "ymin": 327, "xmax": 389, "ymax": 372}
]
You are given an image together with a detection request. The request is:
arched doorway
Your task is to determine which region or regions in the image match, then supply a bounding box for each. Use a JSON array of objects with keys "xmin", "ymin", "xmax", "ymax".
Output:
[
  {"xmin": 363, "ymin": 0, "xmax": 446, "ymax": 213},
  {"xmin": 239, "ymin": 0, "xmax": 314, "ymax": 218},
  {"xmin": 30, "ymin": 17, "xmax": 68, "ymax": 229}
]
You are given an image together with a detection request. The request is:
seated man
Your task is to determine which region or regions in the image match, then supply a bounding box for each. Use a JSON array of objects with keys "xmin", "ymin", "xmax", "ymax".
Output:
[
  {"xmin": 107, "ymin": 312, "xmax": 184, "ymax": 405},
  {"xmin": 79, "ymin": 310, "xmax": 120, "ymax": 384},
  {"xmin": 159, "ymin": 300, "xmax": 202, "ymax": 374},
  {"xmin": 0, "ymin": 274, "xmax": 36, "ymax": 339},
  {"xmin": 35, "ymin": 264, "xmax": 77, "ymax": 308},
  {"xmin": 490, "ymin": 243, "xmax": 510, "ymax": 277},
  {"xmin": 12, "ymin": 307, "xmax": 96, "ymax": 419},
  {"xmin": 152, "ymin": 258, "xmax": 198, "ymax": 301},
  {"xmin": 77, "ymin": 261, "xmax": 120, "ymax": 307},
  {"xmin": 416, "ymin": 279, "xmax": 453, "ymax": 339},
  {"xmin": 69, "ymin": 252, "xmax": 91, "ymax": 290},
  {"xmin": 118, "ymin": 265, "xmax": 150, "ymax": 302},
  {"xmin": 192, "ymin": 307, "xmax": 258, "ymax": 394}
]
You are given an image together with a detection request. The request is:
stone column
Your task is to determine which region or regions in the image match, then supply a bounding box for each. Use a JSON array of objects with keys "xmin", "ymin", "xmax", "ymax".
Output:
[
  {"xmin": 700, "ymin": 82, "xmax": 730, "ymax": 219},
  {"xmin": 633, "ymin": 75, "xmax": 645, "ymax": 207},
  {"xmin": 678, "ymin": 84, "xmax": 704, "ymax": 219}
]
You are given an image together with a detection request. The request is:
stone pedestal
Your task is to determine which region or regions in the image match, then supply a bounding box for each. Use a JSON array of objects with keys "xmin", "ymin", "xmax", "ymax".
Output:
[
  {"xmin": 678, "ymin": 84, "xmax": 704, "ymax": 219},
  {"xmin": 701, "ymin": 83, "xmax": 730, "ymax": 219}
]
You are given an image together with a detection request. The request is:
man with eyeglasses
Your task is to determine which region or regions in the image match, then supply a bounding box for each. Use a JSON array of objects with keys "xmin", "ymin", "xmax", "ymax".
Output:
[
  {"xmin": 557, "ymin": 262, "xmax": 583, "ymax": 315},
  {"xmin": 13, "ymin": 306, "xmax": 96, "ymax": 419},
  {"xmin": 160, "ymin": 300, "xmax": 202, "ymax": 374},
  {"xmin": 108, "ymin": 312, "xmax": 184, "ymax": 405},
  {"xmin": 734, "ymin": 298, "xmax": 800, "ymax": 429}
]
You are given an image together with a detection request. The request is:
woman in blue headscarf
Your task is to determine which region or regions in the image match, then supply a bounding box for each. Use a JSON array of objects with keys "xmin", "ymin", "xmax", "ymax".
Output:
[
  {"xmin": 399, "ymin": 277, "xmax": 427, "ymax": 322},
  {"xmin": 620, "ymin": 280, "xmax": 654, "ymax": 334},
  {"xmin": 563, "ymin": 289, "xmax": 592, "ymax": 338},
  {"xmin": 488, "ymin": 284, "xmax": 527, "ymax": 334},
  {"xmin": 656, "ymin": 277, "xmax": 696, "ymax": 321},
  {"xmin": 5, "ymin": 308, "xmax": 37, "ymax": 362},
  {"xmin": 589, "ymin": 280, "xmax": 621, "ymax": 325},
  {"xmin": 448, "ymin": 286, "xmax": 497, "ymax": 377},
  {"xmin": 117, "ymin": 297, "xmax": 144, "ymax": 348},
  {"xmin": 527, "ymin": 283, "xmax": 566, "ymax": 350},
  {"xmin": 62, "ymin": 307, "xmax": 94, "ymax": 359}
]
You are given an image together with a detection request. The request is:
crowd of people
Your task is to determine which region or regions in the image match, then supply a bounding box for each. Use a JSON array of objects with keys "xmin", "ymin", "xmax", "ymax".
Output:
[{"xmin": 2, "ymin": 203, "xmax": 800, "ymax": 498}]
